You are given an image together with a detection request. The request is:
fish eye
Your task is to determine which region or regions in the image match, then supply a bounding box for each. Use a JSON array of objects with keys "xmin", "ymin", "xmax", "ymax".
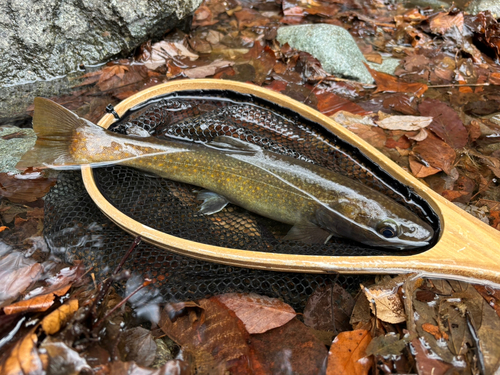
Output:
[{"xmin": 376, "ymin": 220, "xmax": 399, "ymax": 238}]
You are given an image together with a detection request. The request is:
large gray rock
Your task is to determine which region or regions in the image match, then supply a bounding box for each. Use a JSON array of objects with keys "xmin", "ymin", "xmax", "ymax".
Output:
[
  {"xmin": 466, "ymin": 0, "xmax": 500, "ymax": 17},
  {"xmin": 0, "ymin": 0, "xmax": 201, "ymax": 87},
  {"xmin": 0, "ymin": 127, "xmax": 36, "ymax": 174},
  {"xmin": 276, "ymin": 24, "xmax": 374, "ymax": 84}
]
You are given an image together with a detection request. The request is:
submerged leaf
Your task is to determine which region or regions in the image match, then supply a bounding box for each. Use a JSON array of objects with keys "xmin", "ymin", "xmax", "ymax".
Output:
[
  {"xmin": 412, "ymin": 133, "xmax": 456, "ymax": 174},
  {"xmin": 42, "ymin": 299, "xmax": 79, "ymax": 335},
  {"xmin": 216, "ymin": 293, "xmax": 296, "ymax": 334},
  {"xmin": 0, "ymin": 329, "xmax": 43, "ymax": 375},
  {"xmin": 367, "ymin": 66, "xmax": 428, "ymax": 97}
]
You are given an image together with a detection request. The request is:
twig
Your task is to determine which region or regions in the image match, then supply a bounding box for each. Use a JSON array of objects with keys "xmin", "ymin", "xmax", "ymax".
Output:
[{"xmin": 427, "ymin": 83, "xmax": 490, "ymax": 88}]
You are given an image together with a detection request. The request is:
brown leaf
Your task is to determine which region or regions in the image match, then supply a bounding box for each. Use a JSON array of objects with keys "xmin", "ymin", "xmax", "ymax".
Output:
[
  {"xmin": 192, "ymin": 5, "xmax": 218, "ymax": 27},
  {"xmin": 304, "ymin": 284, "xmax": 355, "ymax": 334},
  {"xmin": 41, "ymin": 340, "xmax": 91, "ymax": 374},
  {"xmin": 441, "ymin": 189, "xmax": 469, "ymax": 202},
  {"xmin": 365, "ymin": 333, "xmax": 410, "ymax": 356},
  {"xmin": 0, "ymin": 226, "xmax": 7, "ymax": 233},
  {"xmin": 0, "ymin": 252, "xmax": 44, "ymax": 307},
  {"xmin": 315, "ymin": 91, "xmax": 370, "ymax": 116},
  {"xmin": 345, "ymin": 123, "xmax": 387, "ymax": 149},
  {"xmin": 362, "ymin": 275, "xmax": 409, "ymax": 324},
  {"xmin": 376, "ymin": 115, "xmax": 432, "ymax": 131},
  {"xmin": 367, "ymin": 65, "xmax": 428, "ymax": 97},
  {"xmin": 411, "ymin": 338, "xmax": 452, "ymax": 375},
  {"xmin": 3, "ymin": 293, "xmax": 55, "ymax": 315},
  {"xmin": 418, "ymin": 99, "xmax": 468, "ymax": 148},
  {"xmin": 364, "ymin": 52, "xmax": 382, "ymax": 64},
  {"xmin": 183, "ymin": 60, "xmax": 235, "ymax": 79},
  {"xmin": 326, "ymin": 330, "xmax": 373, "ymax": 375},
  {"xmin": 412, "ymin": 133, "xmax": 456, "ymax": 174},
  {"xmin": 490, "ymin": 72, "xmax": 500, "ymax": 85},
  {"xmin": 42, "ymin": 299, "xmax": 79, "ymax": 335},
  {"xmin": 410, "ymin": 155, "xmax": 440, "ymax": 177},
  {"xmin": 382, "ymin": 94, "xmax": 419, "ymax": 115},
  {"xmin": 430, "ymin": 12, "xmax": 464, "ymax": 34},
  {"xmin": 0, "ymin": 329, "xmax": 43, "ymax": 375},
  {"xmin": 216, "ymin": 293, "xmax": 296, "ymax": 334},
  {"xmin": 474, "ymin": 284, "xmax": 500, "ymax": 318},
  {"xmin": 118, "ymin": 327, "xmax": 157, "ymax": 366},
  {"xmin": 422, "ymin": 322, "xmax": 449, "ymax": 340},
  {"xmin": 252, "ymin": 318, "xmax": 328, "ymax": 374},
  {"xmin": 159, "ymin": 298, "xmax": 256, "ymax": 374},
  {"xmin": 24, "ymin": 263, "xmax": 84, "ymax": 300},
  {"xmin": 476, "ymin": 299, "xmax": 500, "ymax": 374},
  {"xmin": 234, "ymin": 8, "xmax": 270, "ymax": 29}
]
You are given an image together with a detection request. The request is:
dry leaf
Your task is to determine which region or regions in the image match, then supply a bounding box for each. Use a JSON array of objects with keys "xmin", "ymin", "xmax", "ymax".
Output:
[
  {"xmin": 376, "ymin": 115, "xmax": 432, "ymax": 131},
  {"xmin": 42, "ymin": 299, "xmax": 79, "ymax": 335},
  {"xmin": 406, "ymin": 128, "xmax": 428, "ymax": 142},
  {"xmin": 365, "ymin": 333, "xmax": 410, "ymax": 356},
  {"xmin": 362, "ymin": 275, "xmax": 409, "ymax": 324},
  {"xmin": 326, "ymin": 330, "xmax": 373, "ymax": 375},
  {"xmin": 331, "ymin": 111, "xmax": 375, "ymax": 127},
  {"xmin": 216, "ymin": 293, "xmax": 296, "ymax": 334},
  {"xmin": 476, "ymin": 299, "xmax": 500, "ymax": 374}
]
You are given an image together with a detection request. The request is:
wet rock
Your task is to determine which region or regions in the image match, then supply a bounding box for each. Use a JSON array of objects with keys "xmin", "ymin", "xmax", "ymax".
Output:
[
  {"xmin": 276, "ymin": 24, "xmax": 374, "ymax": 84},
  {"xmin": 0, "ymin": 0, "xmax": 200, "ymax": 121},
  {"xmin": 466, "ymin": 0, "xmax": 500, "ymax": 17},
  {"xmin": 366, "ymin": 57, "xmax": 401, "ymax": 75},
  {"xmin": 0, "ymin": 126, "xmax": 36, "ymax": 174},
  {"xmin": 0, "ymin": 0, "xmax": 200, "ymax": 87},
  {"xmin": 399, "ymin": 0, "xmax": 449, "ymax": 10}
]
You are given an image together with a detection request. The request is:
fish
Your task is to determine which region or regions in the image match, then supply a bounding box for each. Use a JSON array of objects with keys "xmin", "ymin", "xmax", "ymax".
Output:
[{"xmin": 17, "ymin": 97, "xmax": 434, "ymax": 249}]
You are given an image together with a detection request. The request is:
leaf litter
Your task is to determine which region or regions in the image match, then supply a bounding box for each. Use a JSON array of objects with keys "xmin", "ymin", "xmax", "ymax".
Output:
[{"xmin": 3, "ymin": 0, "xmax": 500, "ymax": 373}]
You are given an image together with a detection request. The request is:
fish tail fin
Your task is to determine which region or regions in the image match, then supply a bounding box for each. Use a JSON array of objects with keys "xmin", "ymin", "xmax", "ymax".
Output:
[{"xmin": 16, "ymin": 97, "xmax": 97, "ymax": 170}]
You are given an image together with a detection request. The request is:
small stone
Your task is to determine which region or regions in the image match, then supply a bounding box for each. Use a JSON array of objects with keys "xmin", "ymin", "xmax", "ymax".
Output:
[
  {"xmin": 466, "ymin": 0, "xmax": 500, "ymax": 17},
  {"xmin": 0, "ymin": 127, "xmax": 36, "ymax": 174},
  {"xmin": 276, "ymin": 24, "xmax": 374, "ymax": 84}
]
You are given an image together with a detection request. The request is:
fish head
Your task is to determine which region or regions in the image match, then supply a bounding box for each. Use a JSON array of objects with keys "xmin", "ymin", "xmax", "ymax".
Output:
[{"xmin": 319, "ymin": 199, "xmax": 435, "ymax": 250}]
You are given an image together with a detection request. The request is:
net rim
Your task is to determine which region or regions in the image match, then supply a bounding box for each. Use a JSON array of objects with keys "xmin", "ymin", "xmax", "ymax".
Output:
[{"xmin": 79, "ymin": 79, "xmax": 500, "ymax": 283}]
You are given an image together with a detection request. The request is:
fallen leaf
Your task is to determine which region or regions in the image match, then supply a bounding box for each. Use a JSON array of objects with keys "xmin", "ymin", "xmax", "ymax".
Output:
[
  {"xmin": 418, "ymin": 99, "xmax": 468, "ymax": 148},
  {"xmin": 42, "ymin": 299, "xmax": 79, "ymax": 335},
  {"xmin": 183, "ymin": 60, "xmax": 235, "ymax": 79},
  {"xmin": 304, "ymin": 283, "xmax": 355, "ymax": 334},
  {"xmin": 474, "ymin": 284, "xmax": 500, "ymax": 318},
  {"xmin": 108, "ymin": 360, "xmax": 191, "ymax": 375},
  {"xmin": 367, "ymin": 65, "xmax": 428, "ymax": 97},
  {"xmin": 252, "ymin": 318, "xmax": 328, "ymax": 374},
  {"xmin": 3, "ymin": 292, "xmax": 55, "ymax": 315},
  {"xmin": 430, "ymin": 12, "xmax": 464, "ymax": 35},
  {"xmin": 24, "ymin": 263, "xmax": 85, "ymax": 300},
  {"xmin": 364, "ymin": 52, "xmax": 382, "ymax": 64},
  {"xmin": 0, "ymin": 329, "xmax": 43, "ymax": 375},
  {"xmin": 376, "ymin": 115, "xmax": 432, "ymax": 131},
  {"xmin": 331, "ymin": 111, "xmax": 375, "ymax": 127},
  {"xmin": 159, "ymin": 298, "xmax": 256, "ymax": 374},
  {"xmin": 41, "ymin": 340, "xmax": 91, "ymax": 374},
  {"xmin": 118, "ymin": 327, "xmax": 157, "ymax": 367},
  {"xmin": 412, "ymin": 133, "xmax": 456, "ymax": 174},
  {"xmin": 407, "ymin": 128, "xmax": 428, "ymax": 142},
  {"xmin": 0, "ymin": 172, "xmax": 56, "ymax": 203},
  {"xmin": 216, "ymin": 293, "xmax": 296, "ymax": 334},
  {"xmin": 365, "ymin": 332, "xmax": 410, "ymax": 356},
  {"xmin": 382, "ymin": 94, "xmax": 419, "ymax": 115},
  {"xmin": 0, "ymin": 226, "xmax": 7, "ymax": 233},
  {"xmin": 362, "ymin": 275, "xmax": 409, "ymax": 324},
  {"xmin": 315, "ymin": 91, "xmax": 370, "ymax": 116},
  {"xmin": 476, "ymin": 299, "xmax": 500, "ymax": 374},
  {"xmin": 326, "ymin": 330, "xmax": 373, "ymax": 375},
  {"xmin": 411, "ymin": 338, "xmax": 452, "ymax": 375},
  {"xmin": 345, "ymin": 123, "xmax": 387, "ymax": 149},
  {"xmin": 0, "ymin": 251, "xmax": 44, "ymax": 307},
  {"xmin": 422, "ymin": 322, "xmax": 449, "ymax": 340}
]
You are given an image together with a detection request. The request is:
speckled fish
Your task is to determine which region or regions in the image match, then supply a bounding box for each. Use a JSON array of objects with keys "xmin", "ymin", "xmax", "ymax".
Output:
[{"xmin": 17, "ymin": 97, "xmax": 434, "ymax": 249}]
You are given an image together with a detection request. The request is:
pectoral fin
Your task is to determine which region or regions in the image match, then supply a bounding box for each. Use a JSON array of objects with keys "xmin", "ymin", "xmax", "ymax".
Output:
[
  {"xmin": 197, "ymin": 190, "xmax": 229, "ymax": 215},
  {"xmin": 284, "ymin": 221, "xmax": 333, "ymax": 244}
]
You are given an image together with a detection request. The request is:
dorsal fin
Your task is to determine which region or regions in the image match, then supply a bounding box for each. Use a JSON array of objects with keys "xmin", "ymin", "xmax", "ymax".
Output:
[{"xmin": 206, "ymin": 136, "xmax": 261, "ymax": 153}]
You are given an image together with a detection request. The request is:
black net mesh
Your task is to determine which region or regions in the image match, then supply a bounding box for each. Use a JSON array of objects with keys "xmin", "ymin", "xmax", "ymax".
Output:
[{"xmin": 43, "ymin": 90, "xmax": 440, "ymax": 311}]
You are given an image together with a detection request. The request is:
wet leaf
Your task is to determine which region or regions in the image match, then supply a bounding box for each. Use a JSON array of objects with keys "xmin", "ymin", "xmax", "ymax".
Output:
[
  {"xmin": 382, "ymin": 94, "xmax": 419, "ymax": 115},
  {"xmin": 418, "ymin": 99, "xmax": 468, "ymax": 148},
  {"xmin": 421, "ymin": 322, "xmax": 448, "ymax": 340},
  {"xmin": 118, "ymin": 327, "xmax": 157, "ymax": 366},
  {"xmin": 3, "ymin": 292, "xmax": 55, "ymax": 315},
  {"xmin": 0, "ymin": 329, "xmax": 43, "ymax": 375},
  {"xmin": 252, "ymin": 318, "xmax": 328, "ymax": 374},
  {"xmin": 345, "ymin": 123, "xmax": 387, "ymax": 149},
  {"xmin": 430, "ymin": 12, "xmax": 464, "ymax": 35},
  {"xmin": 367, "ymin": 66, "xmax": 428, "ymax": 97},
  {"xmin": 326, "ymin": 330, "xmax": 373, "ymax": 375},
  {"xmin": 24, "ymin": 263, "xmax": 84, "ymax": 300},
  {"xmin": 412, "ymin": 133, "xmax": 456, "ymax": 174},
  {"xmin": 315, "ymin": 91, "xmax": 369, "ymax": 116},
  {"xmin": 108, "ymin": 360, "xmax": 190, "ymax": 375},
  {"xmin": 42, "ymin": 299, "xmax": 79, "ymax": 335},
  {"xmin": 159, "ymin": 298, "xmax": 256, "ymax": 374},
  {"xmin": 0, "ymin": 252, "xmax": 43, "ymax": 307},
  {"xmin": 304, "ymin": 283, "xmax": 355, "ymax": 334},
  {"xmin": 183, "ymin": 60, "xmax": 235, "ymax": 79},
  {"xmin": 41, "ymin": 340, "xmax": 91, "ymax": 375},
  {"xmin": 216, "ymin": 292, "xmax": 296, "ymax": 334},
  {"xmin": 411, "ymin": 338, "xmax": 452, "ymax": 375},
  {"xmin": 376, "ymin": 115, "xmax": 432, "ymax": 131},
  {"xmin": 474, "ymin": 284, "xmax": 500, "ymax": 318},
  {"xmin": 0, "ymin": 172, "xmax": 56, "ymax": 204},
  {"xmin": 365, "ymin": 332, "xmax": 410, "ymax": 356}
]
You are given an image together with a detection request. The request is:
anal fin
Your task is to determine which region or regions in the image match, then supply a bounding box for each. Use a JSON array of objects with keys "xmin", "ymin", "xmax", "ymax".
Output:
[
  {"xmin": 284, "ymin": 221, "xmax": 333, "ymax": 244},
  {"xmin": 196, "ymin": 190, "xmax": 229, "ymax": 215}
]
